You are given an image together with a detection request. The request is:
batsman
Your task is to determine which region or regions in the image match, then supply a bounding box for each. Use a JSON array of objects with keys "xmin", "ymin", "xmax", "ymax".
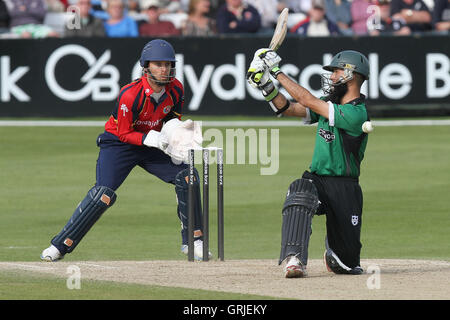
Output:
[{"xmin": 247, "ymin": 49, "xmax": 370, "ymax": 278}]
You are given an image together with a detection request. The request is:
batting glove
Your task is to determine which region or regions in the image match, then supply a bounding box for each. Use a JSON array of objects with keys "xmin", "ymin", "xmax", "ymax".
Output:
[
  {"xmin": 255, "ymin": 48, "xmax": 282, "ymax": 78},
  {"xmin": 247, "ymin": 56, "xmax": 268, "ymax": 87},
  {"xmin": 247, "ymin": 71, "xmax": 279, "ymax": 102},
  {"xmin": 247, "ymin": 58, "xmax": 279, "ymax": 102}
]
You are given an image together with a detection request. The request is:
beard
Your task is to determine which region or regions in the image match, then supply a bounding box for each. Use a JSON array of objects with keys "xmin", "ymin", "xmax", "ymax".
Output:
[{"xmin": 324, "ymin": 82, "xmax": 349, "ymax": 104}]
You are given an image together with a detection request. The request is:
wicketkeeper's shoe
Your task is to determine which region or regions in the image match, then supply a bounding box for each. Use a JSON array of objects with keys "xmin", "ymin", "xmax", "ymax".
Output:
[
  {"xmin": 40, "ymin": 245, "xmax": 64, "ymax": 262},
  {"xmin": 284, "ymin": 255, "xmax": 307, "ymax": 278},
  {"xmin": 180, "ymin": 239, "xmax": 213, "ymax": 261}
]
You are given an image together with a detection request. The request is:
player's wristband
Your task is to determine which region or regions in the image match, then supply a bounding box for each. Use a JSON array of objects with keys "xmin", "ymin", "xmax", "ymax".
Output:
[
  {"xmin": 270, "ymin": 67, "xmax": 282, "ymax": 78},
  {"xmin": 269, "ymin": 100, "xmax": 290, "ymax": 117},
  {"xmin": 261, "ymin": 81, "xmax": 279, "ymax": 102}
]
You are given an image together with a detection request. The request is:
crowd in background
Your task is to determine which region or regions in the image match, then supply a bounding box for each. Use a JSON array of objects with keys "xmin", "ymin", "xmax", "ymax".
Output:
[{"xmin": 0, "ymin": 0, "xmax": 448, "ymax": 38}]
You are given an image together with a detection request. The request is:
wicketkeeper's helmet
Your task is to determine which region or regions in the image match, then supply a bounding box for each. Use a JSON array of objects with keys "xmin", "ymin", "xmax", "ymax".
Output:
[
  {"xmin": 140, "ymin": 39, "xmax": 176, "ymax": 84},
  {"xmin": 140, "ymin": 39, "xmax": 176, "ymax": 67}
]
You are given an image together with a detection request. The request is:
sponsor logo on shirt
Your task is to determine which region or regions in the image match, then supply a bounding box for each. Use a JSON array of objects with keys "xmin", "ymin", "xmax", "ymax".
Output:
[
  {"xmin": 319, "ymin": 128, "xmax": 335, "ymax": 143},
  {"xmin": 134, "ymin": 119, "xmax": 162, "ymax": 127}
]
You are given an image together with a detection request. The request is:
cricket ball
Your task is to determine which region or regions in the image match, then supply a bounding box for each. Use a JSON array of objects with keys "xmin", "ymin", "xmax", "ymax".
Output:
[{"xmin": 362, "ymin": 121, "xmax": 374, "ymax": 133}]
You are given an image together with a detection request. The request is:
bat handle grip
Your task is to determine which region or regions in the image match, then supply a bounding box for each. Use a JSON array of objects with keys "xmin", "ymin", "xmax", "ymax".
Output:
[{"xmin": 253, "ymin": 72, "xmax": 263, "ymax": 82}]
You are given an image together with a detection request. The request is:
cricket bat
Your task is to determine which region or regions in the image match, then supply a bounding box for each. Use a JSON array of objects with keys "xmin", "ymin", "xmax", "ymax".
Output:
[
  {"xmin": 253, "ymin": 8, "xmax": 289, "ymax": 82},
  {"xmin": 269, "ymin": 8, "xmax": 289, "ymax": 51}
]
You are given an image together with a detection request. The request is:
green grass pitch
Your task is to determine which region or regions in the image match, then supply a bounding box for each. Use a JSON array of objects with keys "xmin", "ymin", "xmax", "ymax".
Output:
[{"xmin": 0, "ymin": 119, "xmax": 449, "ymax": 299}]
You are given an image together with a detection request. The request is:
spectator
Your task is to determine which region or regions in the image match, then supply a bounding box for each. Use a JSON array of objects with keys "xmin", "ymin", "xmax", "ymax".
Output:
[
  {"xmin": 290, "ymin": 0, "xmax": 340, "ymax": 36},
  {"xmin": 65, "ymin": 0, "xmax": 106, "ymax": 36},
  {"xmin": 139, "ymin": 0, "xmax": 180, "ymax": 36},
  {"xmin": 245, "ymin": 0, "xmax": 278, "ymax": 33},
  {"xmin": 127, "ymin": 0, "xmax": 140, "ymax": 14},
  {"xmin": 0, "ymin": 0, "xmax": 10, "ymax": 33},
  {"xmin": 45, "ymin": 0, "xmax": 69, "ymax": 12},
  {"xmin": 350, "ymin": 0, "xmax": 372, "ymax": 34},
  {"xmin": 216, "ymin": 0, "xmax": 261, "ymax": 33},
  {"xmin": 127, "ymin": 0, "xmax": 147, "ymax": 22},
  {"xmin": 390, "ymin": 0, "xmax": 432, "ymax": 32},
  {"xmin": 180, "ymin": 0, "xmax": 188, "ymax": 11},
  {"xmin": 432, "ymin": 0, "xmax": 450, "ymax": 32},
  {"xmin": 370, "ymin": 0, "xmax": 411, "ymax": 35},
  {"xmin": 7, "ymin": 0, "xmax": 59, "ymax": 37},
  {"xmin": 155, "ymin": 0, "xmax": 182, "ymax": 13},
  {"xmin": 279, "ymin": 0, "xmax": 312, "ymax": 14},
  {"xmin": 90, "ymin": 0, "xmax": 110, "ymax": 20},
  {"xmin": 325, "ymin": 0, "xmax": 352, "ymax": 35},
  {"xmin": 207, "ymin": 0, "xmax": 225, "ymax": 18},
  {"xmin": 104, "ymin": 0, "xmax": 138, "ymax": 37},
  {"xmin": 181, "ymin": 0, "xmax": 217, "ymax": 36}
]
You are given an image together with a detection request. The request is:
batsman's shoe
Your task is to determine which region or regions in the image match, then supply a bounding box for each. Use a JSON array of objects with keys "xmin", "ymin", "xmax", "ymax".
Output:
[
  {"xmin": 323, "ymin": 250, "xmax": 364, "ymax": 275},
  {"xmin": 284, "ymin": 255, "xmax": 307, "ymax": 278},
  {"xmin": 181, "ymin": 240, "xmax": 212, "ymax": 261},
  {"xmin": 40, "ymin": 245, "xmax": 64, "ymax": 262}
]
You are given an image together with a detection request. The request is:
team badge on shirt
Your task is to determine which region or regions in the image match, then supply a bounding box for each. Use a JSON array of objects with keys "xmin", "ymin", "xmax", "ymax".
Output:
[
  {"xmin": 120, "ymin": 104, "xmax": 129, "ymax": 117},
  {"xmin": 163, "ymin": 105, "xmax": 173, "ymax": 114}
]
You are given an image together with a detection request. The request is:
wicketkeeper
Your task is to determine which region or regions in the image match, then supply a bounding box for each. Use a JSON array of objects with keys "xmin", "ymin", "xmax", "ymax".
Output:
[
  {"xmin": 247, "ymin": 49, "xmax": 370, "ymax": 278},
  {"xmin": 41, "ymin": 39, "xmax": 210, "ymax": 262}
]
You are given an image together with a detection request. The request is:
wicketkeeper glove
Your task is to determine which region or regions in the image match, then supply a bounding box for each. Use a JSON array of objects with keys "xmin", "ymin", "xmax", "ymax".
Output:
[
  {"xmin": 143, "ymin": 130, "xmax": 168, "ymax": 151},
  {"xmin": 165, "ymin": 119, "xmax": 203, "ymax": 163},
  {"xmin": 142, "ymin": 118, "xmax": 184, "ymax": 151}
]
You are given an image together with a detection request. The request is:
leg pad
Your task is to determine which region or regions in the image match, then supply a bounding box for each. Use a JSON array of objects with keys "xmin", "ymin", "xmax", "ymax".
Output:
[
  {"xmin": 279, "ymin": 179, "xmax": 319, "ymax": 265},
  {"xmin": 175, "ymin": 168, "xmax": 203, "ymax": 245},
  {"xmin": 52, "ymin": 186, "xmax": 117, "ymax": 253}
]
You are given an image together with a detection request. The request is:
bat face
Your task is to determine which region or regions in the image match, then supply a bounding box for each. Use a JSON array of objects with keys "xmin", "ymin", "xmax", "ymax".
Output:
[{"xmin": 269, "ymin": 8, "xmax": 289, "ymax": 51}]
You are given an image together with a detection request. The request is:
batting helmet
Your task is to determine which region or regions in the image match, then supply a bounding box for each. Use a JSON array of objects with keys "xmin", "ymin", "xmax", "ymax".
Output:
[
  {"xmin": 139, "ymin": 39, "xmax": 176, "ymax": 68},
  {"xmin": 323, "ymin": 50, "xmax": 370, "ymax": 80}
]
